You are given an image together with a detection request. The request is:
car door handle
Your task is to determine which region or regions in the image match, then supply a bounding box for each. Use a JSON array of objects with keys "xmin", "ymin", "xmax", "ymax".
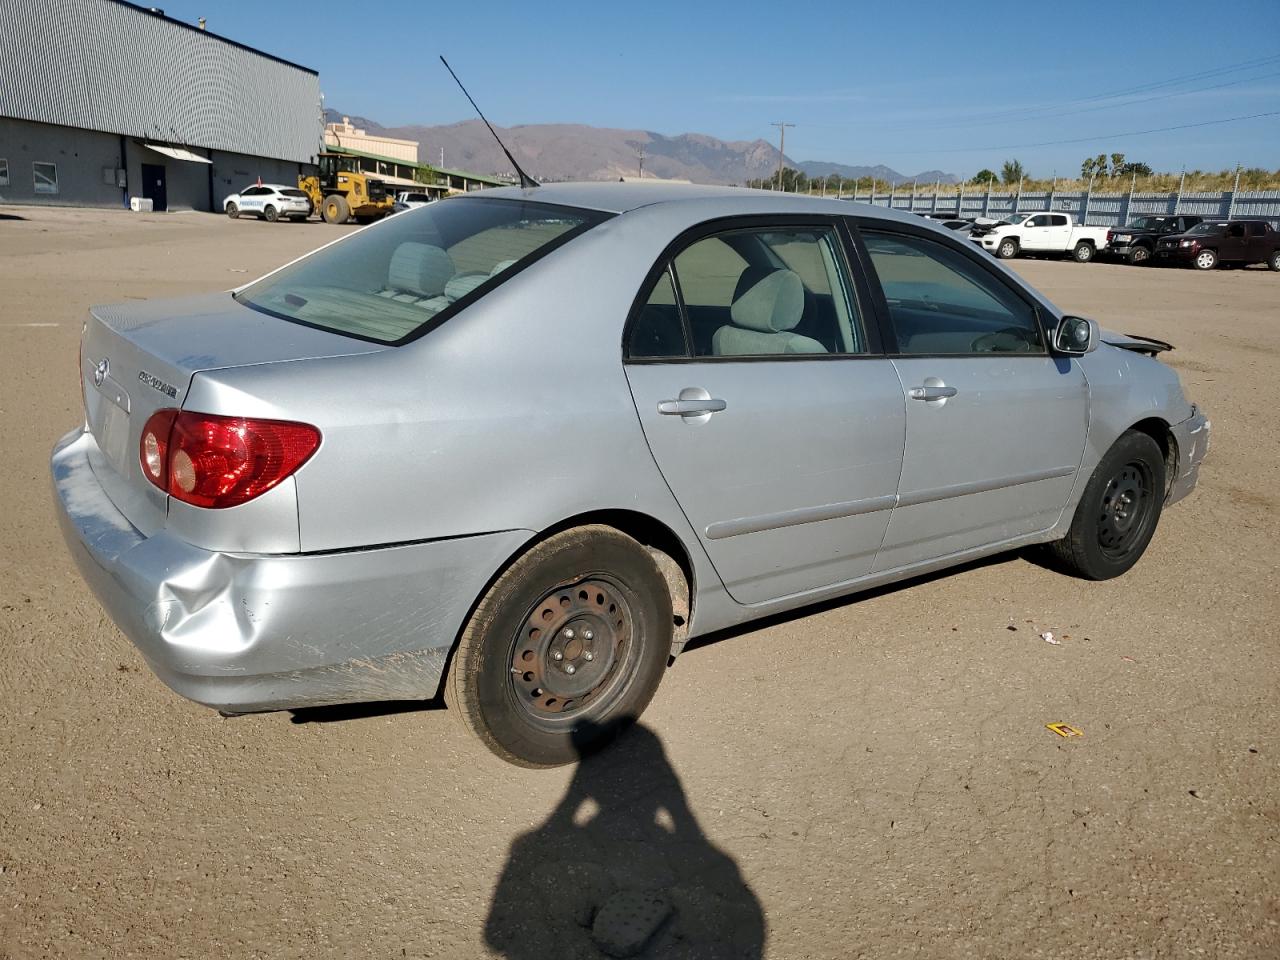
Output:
[
  {"xmin": 658, "ymin": 398, "xmax": 727, "ymax": 416},
  {"xmin": 908, "ymin": 385, "xmax": 958, "ymax": 401}
]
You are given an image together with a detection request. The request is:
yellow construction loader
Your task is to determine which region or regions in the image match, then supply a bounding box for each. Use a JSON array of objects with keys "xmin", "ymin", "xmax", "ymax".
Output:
[{"xmin": 298, "ymin": 153, "xmax": 395, "ymax": 224}]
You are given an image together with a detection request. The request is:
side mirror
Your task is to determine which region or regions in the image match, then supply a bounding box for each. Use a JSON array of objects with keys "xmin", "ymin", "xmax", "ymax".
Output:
[{"xmin": 1053, "ymin": 316, "xmax": 1099, "ymax": 356}]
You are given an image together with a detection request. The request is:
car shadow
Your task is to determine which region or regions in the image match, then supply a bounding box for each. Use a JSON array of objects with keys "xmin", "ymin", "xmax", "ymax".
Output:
[
  {"xmin": 288, "ymin": 697, "xmax": 444, "ymax": 724},
  {"xmin": 682, "ymin": 550, "xmax": 1017, "ymax": 656},
  {"xmin": 0, "ymin": 212, "xmax": 28, "ymax": 221},
  {"xmin": 485, "ymin": 721, "xmax": 765, "ymax": 959}
]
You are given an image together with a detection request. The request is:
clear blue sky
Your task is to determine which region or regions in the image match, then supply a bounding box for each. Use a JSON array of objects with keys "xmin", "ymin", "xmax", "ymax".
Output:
[{"xmin": 160, "ymin": 0, "xmax": 1279, "ymax": 178}]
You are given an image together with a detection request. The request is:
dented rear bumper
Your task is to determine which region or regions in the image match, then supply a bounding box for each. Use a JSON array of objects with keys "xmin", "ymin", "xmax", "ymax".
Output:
[{"xmin": 51, "ymin": 429, "xmax": 529, "ymax": 712}]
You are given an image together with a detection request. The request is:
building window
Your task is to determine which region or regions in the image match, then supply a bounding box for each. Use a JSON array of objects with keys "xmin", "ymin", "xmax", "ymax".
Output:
[
  {"xmin": 33, "ymin": 162, "xmax": 58, "ymax": 195},
  {"xmin": 0, "ymin": 159, "xmax": 9, "ymax": 186}
]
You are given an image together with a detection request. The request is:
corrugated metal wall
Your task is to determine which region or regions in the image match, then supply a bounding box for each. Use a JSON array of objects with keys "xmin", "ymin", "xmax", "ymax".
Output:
[{"xmin": 0, "ymin": 0, "xmax": 320, "ymax": 164}]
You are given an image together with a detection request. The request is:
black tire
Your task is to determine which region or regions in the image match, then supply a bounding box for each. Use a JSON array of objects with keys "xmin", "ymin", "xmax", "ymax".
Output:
[
  {"xmin": 997, "ymin": 238, "xmax": 1019, "ymax": 259},
  {"xmin": 1072, "ymin": 241, "xmax": 1095, "ymax": 263},
  {"xmin": 1193, "ymin": 249, "xmax": 1217, "ymax": 271},
  {"xmin": 1127, "ymin": 245, "xmax": 1151, "ymax": 265},
  {"xmin": 263, "ymin": 205, "xmax": 279, "ymax": 223},
  {"xmin": 225, "ymin": 202, "xmax": 238, "ymax": 219},
  {"xmin": 1268, "ymin": 251, "xmax": 1280, "ymax": 272},
  {"xmin": 321, "ymin": 194, "xmax": 350, "ymax": 224},
  {"xmin": 449, "ymin": 525, "xmax": 673, "ymax": 767},
  {"xmin": 1047, "ymin": 430, "xmax": 1166, "ymax": 580}
]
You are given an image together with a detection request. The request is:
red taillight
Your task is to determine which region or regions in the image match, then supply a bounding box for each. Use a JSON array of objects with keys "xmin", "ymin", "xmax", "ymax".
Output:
[
  {"xmin": 1106, "ymin": 230, "xmax": 1114, "ymax": 242},
  {"xmin": 139, "ymin": 409, "xmax": 320, "ymax": 509}
]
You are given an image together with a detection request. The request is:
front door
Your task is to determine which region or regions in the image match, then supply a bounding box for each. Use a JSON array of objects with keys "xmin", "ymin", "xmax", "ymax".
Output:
[
  {"xmin": 1021, "ymin": 213, "xmax": 1069, "ymax": 251},
  {"xmin": 141, "ymin": 163, "xmax": 167, "ymax": 211},
  {"xmin": 623, "ymin": 221, "xmax": 905, "ymax": 605},
  {"xmin": 1219, "ymin": 223, "xmax": 1248, "ymax": 261},
  {"xmin": 856, "ymin": 226, "xmax": 1088, "ymax": 572}
]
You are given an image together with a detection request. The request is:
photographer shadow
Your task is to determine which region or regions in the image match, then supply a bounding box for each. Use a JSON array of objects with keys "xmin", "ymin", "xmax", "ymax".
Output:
[{"xmin": 486, "ymin": 722, "xmax": 765, "ymax": 959}]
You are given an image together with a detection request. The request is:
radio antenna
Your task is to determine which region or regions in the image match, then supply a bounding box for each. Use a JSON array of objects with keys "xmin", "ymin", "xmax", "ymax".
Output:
[{"xmin": 439, "ymin": 56, "xmax": 539, "ymax": 189}]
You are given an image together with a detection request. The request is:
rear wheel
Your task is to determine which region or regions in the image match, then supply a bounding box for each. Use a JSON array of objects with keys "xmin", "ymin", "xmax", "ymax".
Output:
[
  {"xmin": 1269, "ymin": 251, "xmax": 1280, "ymax": 272},
  {"xmin": 1194, "ymin": 249, "xmax": 1218, "ymax": 270},
  {"xmin": 1047, "ymin": 430, "xmax": 1165, "ymax": 580},
  {"xmin": 263, "ymin": 205, "xmax": 279, "ymax": 223},
  {"xmin": 997, "ymin": 238, "xmax": 1019, "ymax": 259},
  {"xmin": 1127, "ymin": 245, "xmax": 1151, "ymax": 265},
  {"xmin": 1072, "ymin": 241, "xmax": 1095, "ymax": 263},
  {"xmin": 225, "ymin": 202, "xmax": 238, "ymax": 219},
  {"xmin": 449, "ymin": 526, "xmax": 673, "ymax": 767},
  {"xmin": 321, "ymin": 194, "xmax": 350, "ymax": 224}
]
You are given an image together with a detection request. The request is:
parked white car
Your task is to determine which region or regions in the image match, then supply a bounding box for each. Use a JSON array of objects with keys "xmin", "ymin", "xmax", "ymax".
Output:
[
  {"xmin": 224, "ymin": 184, "xmax": 312, "ymax": 223},
  {"xmin": 392, "ymin": 191, "xmax": 435, "ymax": 214},
  {"xmin": 974, "ymin": 212, "xmax": 1110, "ymax": 262}
]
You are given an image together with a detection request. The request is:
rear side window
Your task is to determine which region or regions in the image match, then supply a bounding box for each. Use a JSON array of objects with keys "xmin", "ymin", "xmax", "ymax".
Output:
[
  {"xmin": 863, "ymin": 231, "xmax": 1043, "ymax": 355},
  {"xmin": 236, "ymin": 199, "xmax": 609, "ymax": 344},
  {"xmin": 625, "ymin": 225, "xmax": 864, "ymax": 360},
  {"xmin": 1247, "ymin": 222, "xmax": 1267, "ymax": 237},
  {"xmin": 1050, "ymin": 215, "xmax": 1068, "ymax": 226}
]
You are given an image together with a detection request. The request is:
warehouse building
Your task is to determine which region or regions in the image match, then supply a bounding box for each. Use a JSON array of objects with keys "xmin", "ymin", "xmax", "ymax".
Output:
[{"xmin": 0, "ymin": 0, "xmax": 321, "ymax": 211}]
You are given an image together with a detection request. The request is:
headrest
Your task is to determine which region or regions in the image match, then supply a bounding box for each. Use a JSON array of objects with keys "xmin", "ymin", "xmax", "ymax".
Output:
[
  {"xmin": 388, "ymin": 242, "xmax": 453, "ymax": 297},
  {"xmin": 444, "ymin": 272, "xmax": 489, "ymax": 301},
  {"xmin": 729, "ymin": 269, "xmax": 804, "ymax": 333},
  {"xmin": 489, "ymin": 259, "xmax": 517, "ymax": 276}
]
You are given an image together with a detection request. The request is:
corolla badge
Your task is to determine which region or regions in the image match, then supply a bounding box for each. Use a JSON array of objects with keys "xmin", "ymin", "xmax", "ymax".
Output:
[{"xmin": 93, "ymin": 358, "xmax": 109, "ymax": 387}]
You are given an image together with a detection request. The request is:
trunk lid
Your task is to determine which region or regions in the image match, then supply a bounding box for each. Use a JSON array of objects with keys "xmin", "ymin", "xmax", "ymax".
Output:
[{"xmin": 80, "ymin": 291, "xmax": 386, "ymax": 531}]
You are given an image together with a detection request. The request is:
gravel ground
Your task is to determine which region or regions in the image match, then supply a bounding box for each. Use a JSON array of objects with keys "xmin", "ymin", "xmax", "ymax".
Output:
[{"xmin": 1, "ymin": 206, "xmax": 1276, "ymax": 959}]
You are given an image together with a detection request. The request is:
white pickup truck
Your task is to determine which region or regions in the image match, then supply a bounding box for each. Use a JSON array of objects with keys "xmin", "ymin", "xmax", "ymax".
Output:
[{"xmin": 972, "ymin": 212, "xmax": 1110, "ymax": 262}]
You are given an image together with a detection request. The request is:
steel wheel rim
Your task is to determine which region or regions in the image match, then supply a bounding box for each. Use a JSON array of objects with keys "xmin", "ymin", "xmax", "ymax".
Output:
[
  {"xmin": 509, "ymin": 577, "xmax": 634, "ymax": 727},
  {"xmin": 1132, "ymin": 247, "xmax": 1148, "ymax": 263},
  {"xmin": 1096, "ymin": 460, "xmax": 1154, "ymax": 560}
]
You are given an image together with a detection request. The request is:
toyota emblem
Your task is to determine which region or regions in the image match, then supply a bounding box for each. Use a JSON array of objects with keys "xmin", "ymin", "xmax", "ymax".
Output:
[{"xmin": 93, "ymin": 358, "xmax": 109, "ymax": 387}]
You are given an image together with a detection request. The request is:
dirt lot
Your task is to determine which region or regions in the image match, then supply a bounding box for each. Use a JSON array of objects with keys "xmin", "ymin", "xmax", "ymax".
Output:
[{"xmin": 1, "ymin": 205, "xmax": 1276, "ymax": 959}]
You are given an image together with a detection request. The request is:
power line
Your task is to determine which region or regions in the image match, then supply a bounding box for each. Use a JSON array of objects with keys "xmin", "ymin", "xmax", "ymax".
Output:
[{"xmin": 888, "ymin": 109, "xmax": 1280, "ymax": 155}]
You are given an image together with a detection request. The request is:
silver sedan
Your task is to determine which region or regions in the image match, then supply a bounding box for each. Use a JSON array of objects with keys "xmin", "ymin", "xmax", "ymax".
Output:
[{"xmin": 52, "ymin": 183, "xmax": 1210, "ymax": 766}]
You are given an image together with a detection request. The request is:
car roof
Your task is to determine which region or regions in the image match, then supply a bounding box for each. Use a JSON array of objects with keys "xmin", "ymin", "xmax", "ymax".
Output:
[
  {"xmin": 247, "ymin": 184, "xmax": 295, "ymax": 191},
  {"xmin": 472, "ymin": 180, "xmax": 929, "ymax": 226}
]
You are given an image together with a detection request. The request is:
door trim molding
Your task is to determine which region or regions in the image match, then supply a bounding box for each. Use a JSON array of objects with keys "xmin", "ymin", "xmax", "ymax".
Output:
[{"xmin": 703, "ymin": 464, "xmax": 1075, "ymax": 541}]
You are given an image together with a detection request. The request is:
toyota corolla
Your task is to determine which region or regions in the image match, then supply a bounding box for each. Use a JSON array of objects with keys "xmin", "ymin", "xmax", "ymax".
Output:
[{"xmin": 52, "ymin": 183, "xmax": 1210, "ymax": 766}]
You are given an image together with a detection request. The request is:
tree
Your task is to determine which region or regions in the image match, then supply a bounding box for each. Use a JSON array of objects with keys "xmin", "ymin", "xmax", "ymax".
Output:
[
  {"xmin": 1109, "ymin": 153, "xmax": 1127, "ymax": 177},
  {"xmin": 1116, "ymin": 160, "xmax": 1152, "ymax": 177},
  {"xmin": 1081, "ymin": 154, "xmax": 1108, "ymax": 179},
  {"xmin": 1000, "ymin": 159, "xmax": 1025, "ymax": 185},
  {"xmin": 970, "ymin": 168, "xmax": 998, "ymax": 186}
]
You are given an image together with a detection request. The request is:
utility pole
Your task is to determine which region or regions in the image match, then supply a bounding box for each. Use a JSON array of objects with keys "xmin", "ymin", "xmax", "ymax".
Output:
[
  {"xmin": 636, "ymin": 145, "xmax": 645, "ymax": 179},
  {"xmin": 771, "ymin": 121, "xmax": 794, "ymax": 192}
]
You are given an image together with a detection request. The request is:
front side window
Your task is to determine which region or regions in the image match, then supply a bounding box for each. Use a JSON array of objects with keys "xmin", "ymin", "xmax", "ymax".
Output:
[
  {"xmin": 862, "ymin": 231, "xmax": 1043, "ymax": 355},
  {"xmin": 33, "ymin": 162, "xmax": 57, "ymax": 195},
  {"xmin": 653, "ymin": 226, "xmax": 863, "ymax": 358},
  {"xmin": 1027, "ymin": 215, "xmax": 1051, "ymax": 227},
  {"xmin": 237, "ymin": 198, "xmax": 609, "ymax": 344}
]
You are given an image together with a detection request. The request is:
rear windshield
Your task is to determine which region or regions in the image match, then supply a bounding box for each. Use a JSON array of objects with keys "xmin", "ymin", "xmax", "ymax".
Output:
[
  {"xmin": 280, "ymin": 188, "xmax": 309, "ymax": 198},
  {"xmin": 402, "ymin": 193, "xmax": 430, "ymax": 202},
  {"xmin": 236, "ymin": 198, "xmax": 609, "ymax": 344}
]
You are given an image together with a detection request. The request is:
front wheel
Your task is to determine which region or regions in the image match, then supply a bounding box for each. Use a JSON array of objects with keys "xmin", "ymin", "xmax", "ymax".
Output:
[
  {"xmin": 1194, "ymin": 249, "xmax": 1218, "ymax": 270},
  {"xmin": 225, "ymin": 203, "xmax": 238, "ymax": 219},
  {"xmin": 1072, "ymin": 241, "xmax": 1095, "ymax": 263},
  {"xmin": 321, "ymin": 194, "xmax": 350, "ymax": 224},
  {"xmin": 997, "ymin": 239, "xmax": 1019, "ymax": 259},
  {"xmin": 449, "ymin": 526, "xmax": 673, "ymax": 767},
  {"xmin": 1046, "ymin": 430, "xmax": 1166, "ymax": 580},
  {"xmin": 1127, "ymin": 245, "xmax": 1151, "ymax": 265}
]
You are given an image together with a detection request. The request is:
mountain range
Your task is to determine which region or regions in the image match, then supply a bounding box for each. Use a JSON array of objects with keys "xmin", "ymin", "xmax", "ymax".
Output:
[{"xmin": 324, "ymin": 109, "xmax": 957, "ymax": 186}]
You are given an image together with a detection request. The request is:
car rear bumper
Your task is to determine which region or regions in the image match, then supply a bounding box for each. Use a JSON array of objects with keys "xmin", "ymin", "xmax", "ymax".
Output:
[
  {"xmin": 1168, "ymin": 406, "xmax": 1210, "ymax": 506},
  {"xmin": 52, "ymin": 428, "xmax": 530, "ymax": 712}
]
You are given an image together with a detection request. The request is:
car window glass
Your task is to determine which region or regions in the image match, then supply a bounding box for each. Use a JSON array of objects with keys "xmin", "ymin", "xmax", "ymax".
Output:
[
  {"xmin": 863, "ymin": 231, "xmax": 1043, "ymax": 355},
  {"xmin": 672, "ymin": 227, "xmax": 862, "ymax": 357},
  {"xmin": 1028, "ymin": 215, "xmax": 1048, "ymax": 227},
  {"xmin": 1051, "ymin": 215, "xmax": 1068, "ymax": 226},
  {"xmin": 1228, "ymin": 224, "xmax": 1246, "ymax": 238},
  {"xmin": 627, "ymin": 268, "xmax": 686, "ymax": 359},
  {"xmin": 1247, "ymin": 222, "xmax": 1265, "ymax": 237}
]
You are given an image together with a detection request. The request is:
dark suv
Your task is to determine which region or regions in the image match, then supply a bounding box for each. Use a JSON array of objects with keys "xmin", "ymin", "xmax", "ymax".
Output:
[
  {"xmin": 1155, "ymin": 219, "xmax": 1280, "ymax": 271},
  {"xmin": 1106, "ymin": 215, "xmax": 1202, "ymax": 265}
]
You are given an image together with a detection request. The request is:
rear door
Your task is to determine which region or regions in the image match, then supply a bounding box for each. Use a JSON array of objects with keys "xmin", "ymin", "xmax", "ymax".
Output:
[
  {"xmin": 853, "ymin": 222, "xmax": 1088, "ymax": 572},
  {"xmin": 1220, "ymin": 223, "xmax": 1248, "ymax": 261},
  {"xmin": 623, "ymin": 219, "xmax": 906, "ymax": 605},
  {"xmin": 1245, "ymin": 221, "xmax": 1271, "ymax": 261}
]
